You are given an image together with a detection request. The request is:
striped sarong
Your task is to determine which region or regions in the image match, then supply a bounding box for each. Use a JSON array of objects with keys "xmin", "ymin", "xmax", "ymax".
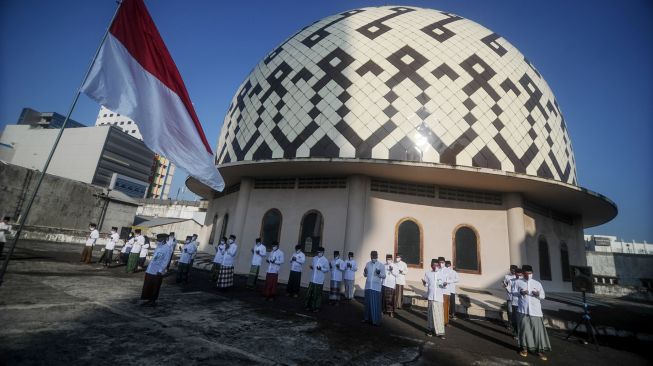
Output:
[
  {"xmin": 329, "ymin": 280, "xmax": 341, "ymax": 301},
  {"xmin": 286, "ymin": 271, "xmax": 301, "ymax": 295},
  {"xmin": 344, "ymin": 279, "xmax": 355, "ymax": 299},
  {"xmin": 394, "ymin": 284, "xmax": 404, "ymax": 309},
  {"xmin": 518, "ymin": 313, "xmax": 551, "ymax": 352},
  {"xmin": 443, "ymin": 294, "xmax": 450, "ymax": 325},
  {"xmin": 364, "ymin": 289, "xmax": 382, "ymax": 325},
  {"xmin": 382, "ymin": 286, "xmax": 395, "ymax": 314},
  {"xmin": 305, "ymin": 282, "xmax": 324, "ymax": 310},
  {"xmin": 427, "ymin": 300, "xmax": 445, "ymax": 335},
  {"xmin": 216, "ymin": 265, "xmax": 234, "ymax": 289},
  {"xmin": 210, "ymin": 263, "xmax": 222, "ymax": 282},
  {"xmin": 246, "ymin": 265, "xmax": 260, "ymax": 288},
  {"xmin": 126, "ymin": 252, "xmax": 139, "ymax": 273},
  {"xmin": 263, "ymin": 273, "xmax": 279, "ymax": 298}
]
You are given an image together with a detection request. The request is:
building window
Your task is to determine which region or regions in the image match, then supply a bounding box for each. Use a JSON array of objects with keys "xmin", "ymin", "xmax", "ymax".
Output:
[
  {"xmin": 208, "ymin": 214, "xmax": 218, "ymax": 244},
  {"xmin": 395, "ymin": 218, "xmax": 422, "ymax": 267},
  {"xmin": 539, "ymin": 236, "xmax": 552, "ymax": 281},
  {"xmin": 127, "ymin": 121, "xmax": 131, "ymax": 124},
  {"xmin": 260, "ymin": 209, "xmax": 282, "ymax": 250},
  {"xmin": 103, "ymin": 114, "xmax": 107, "ymax": 117},
  {"xmin": 560, "ymin": 241, "xmax": 571, "ymax": 282},
  {"xmin": 132, "ymin": 130, "xmax": 136, "ymax": 133},
  {"xmin": 120, "ymin": 121, "xmax": 124, "ymax": 125},
  {"xmin": 110, "ymin": 114, "xmax": 114, "ymax": 117},
  {"xmin": 219, "ymin": 214, "xmax": 229, "ymax": 241},
  {"xmin": 117, "ymin": 114, "xmax": 120, "ymax": 116},
  {"xmin": 298, "ymin": 210, "xmax": 323, "ymax": 255},
  {"xmin": 453, "ymin": 225, "xmax": 481, "ymax": 274}
]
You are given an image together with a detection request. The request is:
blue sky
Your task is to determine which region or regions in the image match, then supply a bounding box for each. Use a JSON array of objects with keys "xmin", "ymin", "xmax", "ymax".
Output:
[{"xmin": 1, "ymin": 0, "xmax": 651, "ymax": 242}]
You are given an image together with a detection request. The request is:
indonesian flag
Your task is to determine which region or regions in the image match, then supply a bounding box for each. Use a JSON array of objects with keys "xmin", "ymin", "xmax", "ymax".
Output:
[{"xmin": 81, "ymin": 0, "xmax": 224, "ymax": 192}]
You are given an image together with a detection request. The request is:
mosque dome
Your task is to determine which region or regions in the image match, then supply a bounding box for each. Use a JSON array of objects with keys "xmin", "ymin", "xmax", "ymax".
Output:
[{"xmin": 215, "ymin": 6, "xmax": 576, "ymax": 185}]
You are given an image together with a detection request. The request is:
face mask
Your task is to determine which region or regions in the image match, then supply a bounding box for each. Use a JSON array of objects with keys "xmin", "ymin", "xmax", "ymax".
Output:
[
  {"xmin": 348, "ymin": 256, "xmax": 353, "ymax": 260},
  {"xmin": 111, "ymin": 230, "xmax": 116, "ymax": 234},
  {"xmin": 386, "ymin": 260, "xmax": 392, "ymax": 265},
  {"xmin": 272, "ymin": 246, "xmax": 278, "ymax": 251},
  {"xmin": 371, "ymin": 258, "xmax": 377, "ymax": 263},
  {"xmin": 396, "ymin": 258, "xmax": 401, "ymax": 263},
  {"xmin": 228, "ymin": 239, "xmax": 234, "ymax": 244},
  {"xmin": 90, "ymin": 227, "xmax": 94, "ymax": 230},
  {"xmin": 335, "ymin": 255, "xmax": 339, "ymax": 259},
  {"xmin": 296, "ymin": 249, "xmax": 301, "ymax": 253},
  {"xmin": 317, "ymin": 252, "xmax": 323, "ymax": 257}
]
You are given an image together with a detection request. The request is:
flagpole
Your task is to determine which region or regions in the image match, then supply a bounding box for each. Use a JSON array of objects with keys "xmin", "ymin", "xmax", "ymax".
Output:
[{"xmin": 0, "ymin": 1, "xmax": 124, "ymax": 287}]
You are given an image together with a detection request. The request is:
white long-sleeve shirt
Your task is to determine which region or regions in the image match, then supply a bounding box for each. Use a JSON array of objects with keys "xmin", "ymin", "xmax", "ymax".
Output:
[
  {"xmin": 446, "ymin": 268, "xmax": 460, "ymax": 294},
  {"xmin": 222, "ymin": 242, "xmax": 238, "ymax": 267},
  {"xmin": 364, "ymin": 260, "xmax": 386, "ymax": 292},
  {"xmin": 503, "ymin": 273, "xmax": 514, "ymax": 300},
  {"xmin": 330, "ymin": 257, "xmax": 345, "ymax": 281},
  {"xmin": 394, "ymin": 260, "xmax": 408, "ymax": 285},
  {"xmin": 510, "ymin": 276, "xmax": 522, "ymax": 307},
  {"xmin": 309, "ymin": 256, "xmax": 330, "ymax": 284},
  {"xmin": 106, "ymin": 232, "xmax": 119, "ymax": 250},
  {"xmin": 383, "ymin": 262, "xmax": 399, "ymax": 288},
  {"xmin": 423, "ymin": 270, "xmax": 444, "ymax": 302},
  {"xmin": 290, "ymin": 251, "xmax": 306, "ymax": 272},
  {"xmin": 213, "ymin": 242, "xmax": 226, "ymax": 264},
  {"xmin": 146, "ymin": 244, "xmax": 173, "ymax": 275},
  {"xmin": 251, "ymin": 243, "xmax": 267, "ymax": 266},
  {"xmin": 139, "ymin": 242, "xmax": 150, "ymax": 258},
  {"xmin": 344, "ymin": 259, "xmax": 358, "ymax": 281},
  {"xmin": 266, "ymin": 249, "xmax": 285, "ymax": 274},
  {"xmin": 0, "ymin": 222, "xmax": 11, "ymax": 243},
  {"xmin": 121, "ymin": 237, "xmax": 134, "ymax": 253},
  {"xmin": 179, "ymin": 242, "xmax": 197, "ymax": 264},
  {"xmin": 131, "ymin": 235, "xmax": 144, "ymax": 254},
  {"xmin": 516, "ymin": 278, "xmax": 546, "ymax": 316},
  {"xmin": 86, "ymin": 229, "xmax": 99, "ymax": 246}
]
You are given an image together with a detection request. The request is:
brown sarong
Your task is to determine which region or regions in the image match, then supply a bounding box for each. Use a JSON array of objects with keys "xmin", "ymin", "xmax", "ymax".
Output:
[
  {"xmin": 443, "ymin": 294, "xmax": 450, "ymax": 325},
  {"xmin": 80, "ymin": 246, "xmax": 93, "ymax": 263},
  {"xmin": 141, "ymin": 273, "xmax": 163, "ymax": 301}
]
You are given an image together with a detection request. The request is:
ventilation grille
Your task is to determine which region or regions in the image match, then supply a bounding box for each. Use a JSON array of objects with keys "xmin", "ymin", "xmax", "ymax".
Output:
[
  {"xmin": 298, "ymin": 177, "xmax": 346, "ymax": 189},
  {"xmin": 254, "ymin": 178, "xmax": 296, "ymax": 189},
  {"xmin": 439, "ymin": 187, "xmax": 502, "ymax": 205},
  {"xmin": 215, "ymin": 183, "xmax": 240, "ymax": 198},
  {"xmin": 525, "ymin": 200, "xmax": 574, "ymax": 225},
  {"xmin": 371, "ymin": 179, "xmax": 436, "ymax": 198}
]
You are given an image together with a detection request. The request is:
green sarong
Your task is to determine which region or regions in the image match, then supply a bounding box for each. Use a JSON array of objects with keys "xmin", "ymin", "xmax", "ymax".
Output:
[
  {"xmin": 305, "ymin": 282, "xmax": 324, "ymax": 310},
  {"xmin": 518, "ymin": 313, "xmax": 552, "ymax": 352},
  {"xmin": 126, "ymin": 252, "xmax": 139, "ymax": 273},
  {"xmin": 246, "ymin": 265, "xmax": 260, "ymax": 288}
]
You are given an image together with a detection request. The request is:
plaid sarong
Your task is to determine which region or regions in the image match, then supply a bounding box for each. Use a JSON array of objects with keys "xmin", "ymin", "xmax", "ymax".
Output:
[
  {"xmin": 329, "ymin": 280, "xmax": 341, "ymax": 301},
  {"xmin": 216, "ymin": 265, "xmax": 234, "ymax": 288}
]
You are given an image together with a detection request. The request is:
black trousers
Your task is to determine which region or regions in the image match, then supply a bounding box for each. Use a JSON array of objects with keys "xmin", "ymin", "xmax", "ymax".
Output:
[
  {"xmin": 286, "ymin": 271, "xmax": 302, "ymax": 294},
  {"xmin": 103, "ymin": 250, "xmax": 113, "ymax": 266},
  {"xmin": 449, "ymin": 293, "xmax": 456, "ymax": 317}
]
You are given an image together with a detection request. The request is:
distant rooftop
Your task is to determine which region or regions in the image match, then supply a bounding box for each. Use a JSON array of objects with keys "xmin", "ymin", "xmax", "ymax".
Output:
[{"xmin": 17, "ymin": 107, "xmax": 86, "ymax": 129}]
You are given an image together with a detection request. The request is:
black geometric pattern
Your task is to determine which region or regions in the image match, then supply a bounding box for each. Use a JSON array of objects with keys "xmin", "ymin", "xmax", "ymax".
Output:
[{"xmin": 216, "ymin": 6, "xmax": 577, "ymax": 185}]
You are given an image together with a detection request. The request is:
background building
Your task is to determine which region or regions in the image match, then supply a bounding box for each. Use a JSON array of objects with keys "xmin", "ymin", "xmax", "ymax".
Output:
[
  {"xmin": 17, "ymin": 107, "xmax": 86, "ymax": 129},
  {"xmin": 0, "ymin": 123, "xmax": 154, "ymax": 198},
  {"xmin": 188, "ymin": 6, "xmax": 617, "ymax": 292},
  {"xmin": 585, "ymin": 235, "xmax": 652, "ymax": 255},
  {"xmin": 94, "ymin": 106, "xmax": 175, "ymax": 199}
]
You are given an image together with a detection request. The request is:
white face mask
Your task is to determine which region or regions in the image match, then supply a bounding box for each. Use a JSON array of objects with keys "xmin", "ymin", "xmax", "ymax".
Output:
[
  {"xmin": 90, "ymin": 227, "xmax": 94, "ymax": 231},
  {"xmin": 396, "ymin": 258, "xmax": 401, "ymax": 263},
  {"xmin": 371, "ymin": 258, "xmax": 377, "ymax": 263},
  {"xmin": 387, "ymin": 260, "xmax": 392, "ymax": 264},
  {"xmin": 228, "ymin": 239, "xmax": 234, "ymax": 244},
  {"xmin": 111, "ymin": 230, "xmax": 116, "ymax": 234},
  {"xmin": 317, "ymin": 252, "xmax": 323, "ymax": 257},
  {"xmin": 348, "ymin": 256, "xmax": 353, "ymax": 260},
  {"xmin": 272, "ymin": 246, "xmax": 278, "ymax": 251}
]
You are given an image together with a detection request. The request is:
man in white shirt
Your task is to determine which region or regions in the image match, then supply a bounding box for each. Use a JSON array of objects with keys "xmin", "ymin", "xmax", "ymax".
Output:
[
  {"xmin": 503, "ymin": 264, "xmax": 518, "ymax": 331},
  {"xmin": 422, "ymin": 258, "xmax": 445, "ymax": 339},
  {"xmin": 0, "ymin": 216, "xmax": 11, "ymax": 257},
  {"xmin": 394, "ymin": 253, "xmax": 408, "ymax": 309},
  {"xmin": 329, "ymin": 251, "xmax": 346, "ymax": 305},
  {"xmin": 263, "ymin": 242, "xmax": 284, "ymax": 301},
  {"xmin": 383, "ymin": 254, "xmax": 399, "ymax": 317},
  {"xmin": 305, "ymin": 247, "xmax": 329, "ymax": 312},
  {"xmin": 211, "ymin": 236, "xmax": 227, "ymax": 282},
  {"xmin": 176, "ymin": 234, "xmax": 197, "ymax": 284},
  {"xmin": 363, "ymin": 250, "xmax": 386, "ymax": 325},
  {"xmin": 80, "ymin": 223, "xmax": 99, "ymax": 264},
  {"xmin": 121, "ymin": 232, "xmax": 134, "ymax": 264},
  {"xmin": 140, "ymin": 234, "xmax": 174, "ymax": 307},
  {"xmin": 126, "ymin": 229, "xmax": 144, "ymax": 273},
  {"xmin": 217, "ymin": 235, "xmax": 238, "ymax": 291},
  {"xmin": 343, "ymin": 251, "xmax": 358, "ymax": 300},
  {"xmin": 138, "ymin": 236, "xmax": 151, "ymax": 269},
  {"xmin": 247, "ymin": 238, "xmax": 267, "ymax": 288},
  {"xmin": 102, "ymin": 227, "xmax": 120, "ymax": 267},
  {"xmin": 510, "ymin": 267, "xmax": 523, "ymax": 338},
  {"xmin": 286, "ymin": 245, "xmax": 305, "ymax": 298},
  {"xmin": 517, "ymin": 265, "xmax": 551, "ymax": 360},
  {"xmin": 444, "ymin": 260, "xmax": 460, "ymax": 320}
]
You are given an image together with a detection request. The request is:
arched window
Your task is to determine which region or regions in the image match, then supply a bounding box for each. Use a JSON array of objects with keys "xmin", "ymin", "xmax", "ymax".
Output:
[
  {"xmin": 395, "ymin": 218, "xmax": 422, "ymax": 267},
  {"xmin": 560, "ymin": 241, "xmax": 571, "ymax": 282},
  {"xmin": 453, "ymin": 225, "xmax": 481, "ymax": 274},
  {"xmin": 208, "ymin": 214, "xmax": 218, "ymax": 244},
  {"xmin": 260, "ymin": 209, "xmax": 282, "ymax": 250},
  {"xmin": 298, "ymin": 210, "xmax": 323, "ymax": 255},
  {"xmin": 538, "ymin": 236, "xmax": 552, "ymax": 281},
  {"xmin": 219, "ymin": 214, "xmax": 229, "ymax": 242}
]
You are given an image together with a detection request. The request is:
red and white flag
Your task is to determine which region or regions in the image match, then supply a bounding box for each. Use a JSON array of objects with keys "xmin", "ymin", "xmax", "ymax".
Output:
[{"xmin": 81, "ymin": 0, "xmax": 224, "ymax": 192}]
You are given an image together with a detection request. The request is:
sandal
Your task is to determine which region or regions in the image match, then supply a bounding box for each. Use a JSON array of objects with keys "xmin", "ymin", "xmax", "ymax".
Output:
[
  {"xmin": 538, "ymin": 353, "xmax": 548, "ymax": 361},
  {"xmin": 519, "ymin": 350, "xmax": 528, "ymax": 357}
]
